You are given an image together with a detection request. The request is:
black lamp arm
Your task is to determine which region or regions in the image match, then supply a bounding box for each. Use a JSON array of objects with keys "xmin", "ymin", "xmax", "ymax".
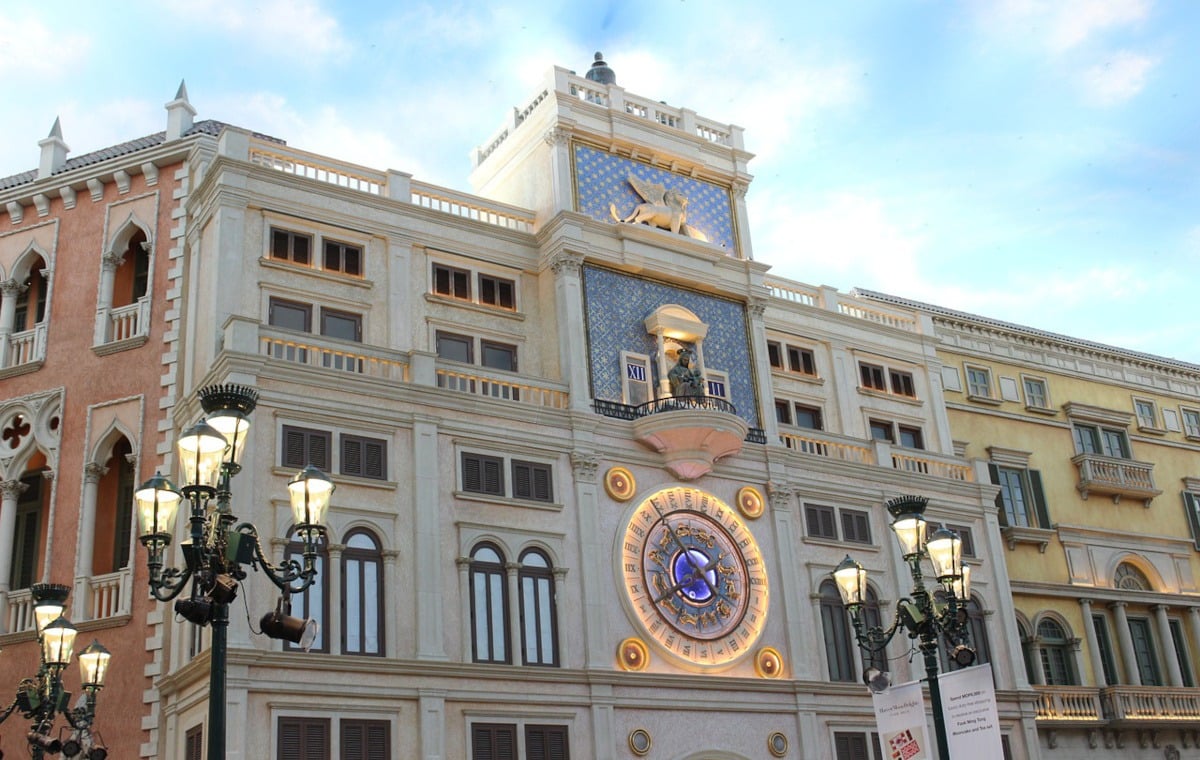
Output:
[
  {"xmin": 149, "ymin": 565, "xmax": 193, "ymax": 602},
  {"xmin": 236, "ymin": 523, "xmax": 321, "ymax": 594},
  {"xmin": 848, "ymin": 600, "xmax": 908, "ymax": 654}
]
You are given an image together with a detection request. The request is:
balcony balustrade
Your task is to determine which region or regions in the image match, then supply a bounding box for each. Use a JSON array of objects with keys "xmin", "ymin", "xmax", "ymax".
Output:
[
  {"xmin": 1072, "ymin": 453, "xmax": 1161, "ymax": 506},
  {"xmin": 1035, "ymin": 685, "xmax": 1200, "ymax": 725}
]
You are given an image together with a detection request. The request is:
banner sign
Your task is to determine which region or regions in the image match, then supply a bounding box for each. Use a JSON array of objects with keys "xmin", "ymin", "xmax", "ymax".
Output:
[
  {"xmin": 939, "ymin": 665, "xmax": 1004, "ymax": 759},
  {"xmin": 871, "ymin": 680, "xmax": 931, "ymax": 760}
]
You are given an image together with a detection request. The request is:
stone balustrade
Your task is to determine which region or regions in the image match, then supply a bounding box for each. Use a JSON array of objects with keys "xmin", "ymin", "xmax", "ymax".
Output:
[{"xmin": 1072, "ymin": 453, "xmax": 1161, "ymax": 506}]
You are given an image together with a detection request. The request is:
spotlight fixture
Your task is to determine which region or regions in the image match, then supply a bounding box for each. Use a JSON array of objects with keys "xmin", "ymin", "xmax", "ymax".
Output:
[
  {"xmin": 260, "ymin": 597, "xmax": 318, "ymax": 649},
  {"xmin": 28, "ymin": 731, "xmax": 62, "ymax": 754},
  {"xmin": 174, "ymin": 597, "xmax": 213, "ymax": 625},
  {"xmin": 863, "ymin": 667, "xmax": 892, "ymax": 694}
]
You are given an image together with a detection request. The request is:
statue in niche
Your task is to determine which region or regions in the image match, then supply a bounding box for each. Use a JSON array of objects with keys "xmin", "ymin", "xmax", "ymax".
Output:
[
  {"xmin": 610, "ymin": 174, "xmax": 709, "ymax": 241},
  {"xmin": 668, "ymin": 348, "xmax": 705, "ymax": 398}
]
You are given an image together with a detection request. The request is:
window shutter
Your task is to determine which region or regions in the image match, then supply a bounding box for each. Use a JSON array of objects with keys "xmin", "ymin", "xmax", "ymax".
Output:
[
  {"xmin": 483, "ymin": 457, "xmax": 503, "ymax": 495},
  {"xmin": 364, "ymin": 439, "xmax": 385, "ymax": 479},
  {"xmin": 513, "ymin": 462, "xmax": 532, "ymax": 499},
  {"xmin": 342, "ymin": 722, "xmax": 364, "ymax": 760},
  {"xmin": 1184, "ymin": 492, "xmax": 1200, "ymax": 551},
  {"xmin": 463, "ymin": 455, "xmax": 482, "ymax": 492},
  {"xmin": 341, "ymin": 720, "xmax": 389, "ymax": 760},
  {"xmin": 343, "ymin": 437, "xmax": 363, "ymax": 477},
  {"xmin": 308, "ymin": 432, "xmax": 329, "ymax": 471},
  {"xmin": 987, "ymin": 464, "xmax": 1007, "ymax": 527},
  {"xmin": 1029, "ymin": 470, "xmax": 1051, "ymax": 529},
  {"xmin": 471, "ymin": 724, "xmax": 516, "ymax": 760},
  {"xmin": 532, "ymin": 466, "xmax": 551, "ymax": 501},
  {"xmin": 278, "ymin": 719, "xmax": 300, "ymax": 759},
  {"xmin": 526, "ymin": 725, "xmax": 569, "ymax": 760},
  {"xmin": 285, "ymin": 428, "xmax": 307, "ymax": 468}
]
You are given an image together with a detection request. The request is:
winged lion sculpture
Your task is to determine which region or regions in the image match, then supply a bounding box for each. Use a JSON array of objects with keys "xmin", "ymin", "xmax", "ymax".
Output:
[{"xmin": 609, "ymin": 174, "xmax": 709, "ymax": 242}]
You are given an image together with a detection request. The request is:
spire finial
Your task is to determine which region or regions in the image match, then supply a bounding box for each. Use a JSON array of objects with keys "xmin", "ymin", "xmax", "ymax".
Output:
[{"xmin": 585, "ymin": 51, "xmax": 616, "ymax": 86}]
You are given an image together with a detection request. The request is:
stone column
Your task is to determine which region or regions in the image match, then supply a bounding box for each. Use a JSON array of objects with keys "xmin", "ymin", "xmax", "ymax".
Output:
[
  {"xmin": 93, "ymin": 252, "xmax": 123, "ymax": 345},
  {"xmin": 382, "ymin": 548, "xmax": 399, "ymax": 658},
  {"xmin": 1026, "ymin": 634, "xmax": 1046, "ymax": 685},
  {"xmin": 0, "ymin": 479, "xmax": 29, "ymax": 630},
  {"xmin": 549, "ymin": 252, "xmax": 591, "ymax": 412},
  {"xmin": 746, "ymin": 298, "xmax": 777, "ymax": 440},
  {"xmin": 0, "ymin": 279, "xmax": 23, "ymax": 367},
  {"xmin": 570, "ymin": 451, "xmax": 608, "ymax": 669},
  {"xmin": 73, "ymin": 463, "xmax": 108, "ymax": 619},
  {"xmin": 412, "ymin": 416, "xmax": 446, "ymax": 659},
  {"xmin": 1110, "ymin": 602, "xmax": 1142, "ymax": 686},
  {"xmin": 506, "ymin": 562, "xmax": 522, "ymax": 665},
  {"xmin": 418, "ymin": 689, "xmax": 446, "ymax": 760},
  {"xmin": 1153, "ymin": 604, "xmax": 1184, "ymax": 686},
  {"xmin": 325, "ymin": 544, "xmax": 344, "ymax": 655},
  {"xmin": 1079, "ymin": 599, "xmax": 1107, "ymax": 686},
  {"xmin": 552, "ymin": 567, "xmax": 568, "ymax": 666},
  {"xmin": 456, "ymin": 557, "xmax": 472, "ymax": 662}
]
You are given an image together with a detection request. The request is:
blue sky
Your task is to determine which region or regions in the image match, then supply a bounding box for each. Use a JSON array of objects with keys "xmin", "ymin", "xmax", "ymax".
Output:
[{"xmin": 3, "ymin": 1, "xmax": 1197, "ymax": 361}]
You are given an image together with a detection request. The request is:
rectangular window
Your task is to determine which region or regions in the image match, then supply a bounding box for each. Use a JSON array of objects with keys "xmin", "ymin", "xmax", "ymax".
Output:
[
  {"xmin": 833, "ymin": 732, "xmax": 883, "ymax": 760},
  {"xmin": 1023, "ymin": 377, "xmax": 1049, "ymax": 408},
  {"xmin": 860, "ymin": 363, "xmax": 887, "ymax": 391},
  {"xmin": 323, "ymin": 240, "xmax": 362, "ymax": 276},
  {"xmin": 271, "ymin": 228, "xmax": 312, "ymax": 266},
  {"xmin": 1101, "ymin": 428, "xmax": 1130, "ymax": 458},
  {"xmin": 841, "ymin": 509, "xmax": 872, "ymax": 544},
  {"xmin": 341, "ymin": 435, "xmax": 387, "ymax": 480},
  {"xmin": 805, "ymin": 504, "xmax": 837, "ymax": 539},
  {"xmin": 1128, "ymin": 617, "xmax": 1162, "ymax": 686},
  {"xmin": 794, "ymin": 404, "xmax": 823, "ymax": 431},
  {"xmin": 481, "ymin": 340, "xmax": 517, "ymax": 372},
  {"xmin": 277, "ymin": 716, "xmax": 330, "ymax": 760},
  {"xmin": 433, "ymin": 264, "xmax": 471, "ymax": 300},
  {"xmin": 471, "ymin": 724, "xmax": 517, "ymax": 760},
  {"xmin": 185, "ymin": 725, "xmax": 203, "ymax": 760},
  {"xmin": 1170, "ymin": 619, "xmax": 1195, "ymax": 687},
  {"xmin": 341, "ymin": 719, "xmax": 390, "ymax": 760},
  {"xmin": 436, "ymin": 331, "xmax": 473, "ymax": 364},
  {"xmin": 512, "ymin": 460, "xmax": 553, "ymax": 502},
  {"xmin": 788, "ymin": 346, "xmax": 816, "ymax": 375},
  {"xmin": 889, "ymin": 369, "xmax": 915, "ymax": 397},
  {"xmin": 319, "ymin": 308, "xmax": 362, "ymax": 342},
  {"xmin": 989, "ymin": 465, "xmax": 1050, "ymax": 529},
  {"xmin": 1134, "ymin": 399, "xmax": 1158, "ymax": 429},
  {"xmin": 966, "ymin": 366, "xmax": 992, "ymax": 398},
  {"xmin": 1093, "ymin": 614, "xmax": 1120, "ymax": 686},
  {"xmin": 869, "ymin": 419, "xmax": 893, "ymax": 443},
  {"xmin": 462, "ymin": 453, "xmax": 505, "ymax": 496},
  {"xmin": 478, "ymin": 274, "xmax": 516, "ymax": 310},
  {"xmin": 525, "ymin": 725, "xmax": 570, "ymax": 760},
  {"xmin": 945, "ymin": 524, "xmax": 975, "ymax": 558},
  {"xmin": 1184, "ymin": 492, "xmax": 1200, "ymax": 551},
  {"xmin": 767, "ymin": 341, "xmax": 783, "ymax": 369},
  {"xmin": 269, "ymin": 297, "xmax": 313, "ymax": 333},
  {"xmin": 282, "ymin": 426, "xmax": 332, "ymax": 471},
  {"xmin": 1183, "ymin": 409, "xmax": 1200, "ymax": 438},
  {"xmin": 897, "ymin": 425, "xmax": 924, "ymax": 450},
  {"xmin": 774, "ymin": 400, "xmax": 792, "ymax": 425}
]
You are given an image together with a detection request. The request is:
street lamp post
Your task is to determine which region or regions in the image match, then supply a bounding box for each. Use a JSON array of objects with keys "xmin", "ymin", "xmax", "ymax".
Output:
[
  {"xmin": 833, "ymin": 495, "xmax": 976, "ymax": 760},
  {"xmin": 135, "ymin": 384, "xmax": 333, "ymax": 760},
  {"xmin": 0, "ymin": 583, "xmax": 112, "ymax": 759}
]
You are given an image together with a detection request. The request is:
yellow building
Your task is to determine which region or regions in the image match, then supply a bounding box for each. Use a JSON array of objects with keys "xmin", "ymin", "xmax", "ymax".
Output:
[{"xmin": 863, "ymin": 291, "xmax": 1200, "ymax": 757}]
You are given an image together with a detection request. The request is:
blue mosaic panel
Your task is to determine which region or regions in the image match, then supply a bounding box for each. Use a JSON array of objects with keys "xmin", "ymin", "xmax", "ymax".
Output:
[
  {"xmin": 583, "ymin": 266, "xmax": 759, "ymax": 427},
  {"xmin": 573, "ymin": 144, "xmax": 736, "ymax": 252}
]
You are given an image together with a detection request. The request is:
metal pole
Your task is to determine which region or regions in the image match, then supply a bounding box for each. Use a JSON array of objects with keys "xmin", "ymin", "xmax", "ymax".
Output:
[
  {"xmin": 921, "ymin": 639, "xmax": 951, "ymax": 760},
  {"xmin": 208, "ymin": 601, "xmax": 228, "ymax": 760}
]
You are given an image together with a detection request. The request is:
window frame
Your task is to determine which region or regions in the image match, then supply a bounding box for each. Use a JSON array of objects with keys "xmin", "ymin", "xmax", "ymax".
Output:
[
  {"xmin": 793, "ymin": 403, "xmax": 823, "ymax": 431},
  {"xmin": 1133, "ymin": 397, "xmax": 1162, "ymax": 431},
  {"xmin": 462, "ymin": 453, "xmax": 505, "ymax": 497},
  {"xmin": 859, "ymin": 362, "xmax": 887, "ymax": 392},
  {"xmin": 819, "ymin": 579, "xmax": 857, "ymax": 682},
  {"xmin": 284, "ymin": 530, "xmax": 329, "ymax": 654},
  {"xmin": 1037, "ymin": 618, "xmax": 1077, "ymax": 686},
  {"xmin": 511, "ymin": 460, "xmax": 553, "ymax": 503},
  {"xmin": 321, "ymin": 238, "xmax": 362, "ymax": 277},
  {"xmin": 889, "ymin": 369, "xmax": 916, "ymax": 398},
  {"xmin": 805, "ymin": 504, "xmax": 838, "ymax": 540},
  {"xmin": 478, "ymin": 273, "xmax": 516, "ymax": 310},
  {"xmin": 469, "ymin": 543, "xmax": 512, "ymax": 664},
  {"xmin": 342, "ymin": 529, "xmax": 384, "ymax": 656},
  {"xmin": 1182, "ymin": 407, "xmax": 1200, "ymax": 439},
  {"xmin": 840, "ymin": 508, "xmax": 872, "ymax": 544},
  {"xmin": 276, "ymin": 715, "xmax": 330, "ymax": 760},
  {"xmin": 266, "ymin": 218, "xmax": 368, "ymax": 280},
  {"xmin": 340, "ymin": 434, "xmax": 387, "ymax": 480},
  {"xmin": 270, "ymin": 228, "xmax": 314, "ymax": 268},
  {"xmin": 518, "ymin": 549, "xmax": 559, "ymax": 667},
  {"xmin": 965, "ymin": 364, "xmax": 993, "ymax": 399},
  {"xmin": 281, "ymin": 425, "xmax": 333, "ymax": 472},
  {"xmin": 620, "ymin": 351, "xmax": 652, "ymax": 407},
  {"xmin": 429, "ymin": 258, "xmax": 521, "ymax": 313},
  {"xmin": 1022, "ymin": 375, "xmax": 1050, "ymax": 409}
]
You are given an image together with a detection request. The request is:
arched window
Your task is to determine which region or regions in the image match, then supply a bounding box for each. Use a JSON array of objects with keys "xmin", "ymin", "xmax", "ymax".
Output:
[
  {"xmin": 1037, "ymin": 619, "xmax": 1076, "ymax": 685},
  {"xmin": 11, "ymin": 469, "xmax": 46, "ymax": 590},
  {"xmin": 1017, "ymin": 618, "xmax": 1037, "ymax": 684},
  {"xmin": 342, "ymin": 529, "xmax": 383, "ymax": 656},
  {"xmin": 1114, "ymin": 563, "xmax": 1151, "ymax": 591},
  {"xmin": 112, "ymin": 230, "xmax": 150, "ymax": 309},
  {"xmin": 819, "ymin": 579, "xmax": 856, "ymax": 682},
  {"xmin": 860, "ymin": 586, "xmax": 885, "ymax": 675},
  {"xmin": 470, "ymin": 543, "xmax": 510, "ymax": 664},
  {"xmin": 942, "ymin": 596, "xmax": 991, "ymax": 672},
  {"xmin": 12, "ymin": 261, "xmax": 48, "ymax": 333},
  {"xmin": 285, "ymin": 529, "xmax": 328, "ymax": 653},
  {"xmin": 93, "ymin": 438, "xmax": 136, "ymax": 574},
  {"xmin": 518, "ymin": 549, "xmax": 558, "ymax": 666}
]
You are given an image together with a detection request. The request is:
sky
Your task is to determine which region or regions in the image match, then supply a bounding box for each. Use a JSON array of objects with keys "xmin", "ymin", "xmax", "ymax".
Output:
[{"xmin": 2, "ymin": 1, "xmax": 1197, "ymax": 362}]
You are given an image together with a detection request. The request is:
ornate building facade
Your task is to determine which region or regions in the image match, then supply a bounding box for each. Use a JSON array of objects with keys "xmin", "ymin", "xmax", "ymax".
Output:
[
  {"xmin": 0, "ymin": 61, "xmax": 1057, "ymax": 759},
  {"xmin": 863, "ymin": 291, "xmax": 1200, "ymax": 758}
]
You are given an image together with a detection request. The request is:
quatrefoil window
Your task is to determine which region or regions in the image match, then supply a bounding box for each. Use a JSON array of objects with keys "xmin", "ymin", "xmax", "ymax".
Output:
[{"xmin": 2, "ymin": 415, "xmax": 31, "ymax": 450}]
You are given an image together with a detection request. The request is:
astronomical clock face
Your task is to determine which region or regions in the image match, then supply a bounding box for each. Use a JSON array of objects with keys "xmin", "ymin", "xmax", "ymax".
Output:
[{"xmin": 620, "ymin": 487, "xmax": 768, "ymax": 667}]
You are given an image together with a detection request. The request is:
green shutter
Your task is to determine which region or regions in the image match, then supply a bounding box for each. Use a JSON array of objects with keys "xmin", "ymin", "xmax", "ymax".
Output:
[
  {"xmin": 1184, "ymin": 492, "xmax": 1200, "ymax": 551},
  {"xmin": 1028, "ymin": 470, "xmax": 1051, "ymax": 529}
]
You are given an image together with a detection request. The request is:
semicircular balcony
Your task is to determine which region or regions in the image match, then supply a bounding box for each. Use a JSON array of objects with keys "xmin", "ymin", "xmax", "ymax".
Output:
[{"xmin": 631, "ymin": 395, "xmax": 748, "ymax": 480}]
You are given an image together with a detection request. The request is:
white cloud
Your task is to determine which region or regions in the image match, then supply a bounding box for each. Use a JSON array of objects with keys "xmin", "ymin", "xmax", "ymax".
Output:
[
  {"xmin": 0, "ymin": 13, "xmax": 91, "ymax": 78},
  {"xmin": 1081, "ymin": 50, "xmax": 1158, "ymax": 105},
  {"xmin": 974, "ymin": 0, "xmax": 1150, "ymax": 52},
  {"xmin": 754, "ymin": 190, "xmax": 926, "ymax": 291},
  {"xmin": 161, "ymin": 0, "xmax": 348, "ymax": 60}
]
